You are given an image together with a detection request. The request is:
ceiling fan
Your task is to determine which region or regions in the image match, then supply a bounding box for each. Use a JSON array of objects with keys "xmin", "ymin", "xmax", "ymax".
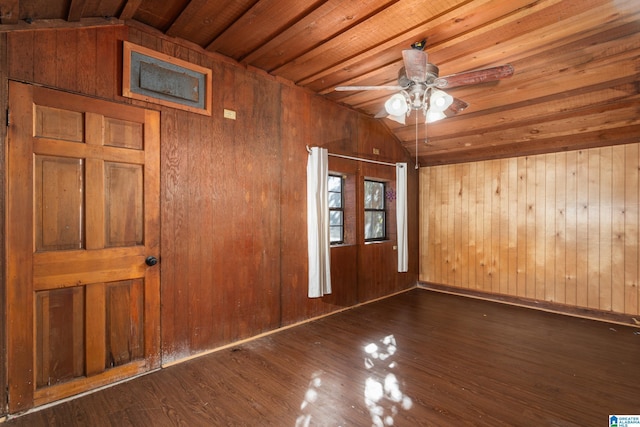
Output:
[{"xmin": 335, "ymin": 40, "xmax": 514, "ymax": 125}]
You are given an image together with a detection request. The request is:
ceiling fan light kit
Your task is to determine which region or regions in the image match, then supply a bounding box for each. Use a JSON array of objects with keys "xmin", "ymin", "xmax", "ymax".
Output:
[
  {"xmin": 335, "ymin": 43, "xmax": 513, "ymax": 166},
  {"xmin": 336, "ymin": 45, "xmax": 513, "ymax": 125},
  {"xmin": 383, "ymin": 84, "xmax": 454, "ymax": 124}
]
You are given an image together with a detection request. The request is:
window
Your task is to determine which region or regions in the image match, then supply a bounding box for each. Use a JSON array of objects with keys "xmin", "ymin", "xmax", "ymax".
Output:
[
  {"xmin": 364, "ymin": 179, "xmax": 386, "ymax": 241},
  {"xmin": 328, "ymin": 174, "xmax": 344, "ymax": 244}
]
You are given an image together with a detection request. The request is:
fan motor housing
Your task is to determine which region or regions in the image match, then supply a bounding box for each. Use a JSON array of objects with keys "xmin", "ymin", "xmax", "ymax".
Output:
[
  {"xmin": 425, "ymin": 63, "xmax": 439, "ymax": 82},
  {"xmin": 398, "ymin": 63, "xmax": 439, "ymax": 86}
]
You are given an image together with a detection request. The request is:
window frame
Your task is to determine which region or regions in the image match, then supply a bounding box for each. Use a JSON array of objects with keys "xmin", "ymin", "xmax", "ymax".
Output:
[
  {"xmin": 364, "ymin": 179, "xmax": 387, "ymax": 242},
  {"xmin": 328, "ymin": 173, "xmax": 345, "ymax": 245}
]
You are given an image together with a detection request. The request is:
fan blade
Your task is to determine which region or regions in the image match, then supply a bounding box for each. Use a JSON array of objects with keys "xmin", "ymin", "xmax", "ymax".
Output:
[
  {"xmin": 335, "ymin": 85, "xmax": 406, "ymax": 91},
  {"xmin": 402, "ymin": 49, "xmax": 427, "ymax": 82},
  {"xmin": 434, "ymin": 64, "xmax": 514, "ymax": 89},
  {"xmin": 387, "ymin": 114, "xmax": 406, "ymax": 125},
  {"xmin": 374, "ymin": 106, "xmax": 406, "ymax": 123},
  {"xmin": 374, "ymin": 107, "xmax": 388, "ymax": 118},
  {"xmin": 444, "ymin": 98, "xmax": 469, "ymax": 118}
]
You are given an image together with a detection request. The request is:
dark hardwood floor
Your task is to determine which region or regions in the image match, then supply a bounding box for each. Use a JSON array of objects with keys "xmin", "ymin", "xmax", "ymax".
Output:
[{"xmin": 5, "ymin": 289, "xmax": 640, "ymax": 426}]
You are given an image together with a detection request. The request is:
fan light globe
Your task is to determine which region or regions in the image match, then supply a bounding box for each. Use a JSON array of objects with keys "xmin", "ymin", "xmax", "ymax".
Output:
[
  {"xmin": 387, "ymin": 114, "xmax": 406, "ymax": 125},
  {"xmin": 385, "ymin": 93, "xmax": 408, "ymax": 116},
  {"xmin": 426, "ymin": 109, "xmax": 447, "ymax": 123},
  {"xmin": 429, "ymin": 89, "xmax": 453, "ymax": 112}
]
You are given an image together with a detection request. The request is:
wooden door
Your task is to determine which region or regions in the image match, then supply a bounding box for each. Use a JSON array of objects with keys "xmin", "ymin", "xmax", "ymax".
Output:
[{"xmin": 6, "ymin": 82, "xmax": 160, "ymax": 412}]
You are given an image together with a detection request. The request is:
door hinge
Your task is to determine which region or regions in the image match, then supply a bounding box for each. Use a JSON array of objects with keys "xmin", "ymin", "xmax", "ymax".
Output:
[{"xmin": 5, "ymin": 108, "xmax": 9, "ymax": 127}]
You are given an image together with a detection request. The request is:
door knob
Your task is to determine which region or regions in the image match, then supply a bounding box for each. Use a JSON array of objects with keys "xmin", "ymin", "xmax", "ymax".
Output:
[{"xmin": 145, "ymin": 256, "xmax": 158, "ymax": 266}]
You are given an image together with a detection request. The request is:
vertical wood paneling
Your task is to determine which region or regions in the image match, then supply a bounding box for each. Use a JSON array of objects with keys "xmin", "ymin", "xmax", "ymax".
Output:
[
  {"xmin": 565, "ymin": 151, "xmax": 578, "ymax": 305},
  {"xmin": 447, "ymin": 164, "xmax": 456, "ymax": 286},
  {"xmin": 440, "ymin": 165, "xmax": 450, "ymax": 284},
  {"xmin": 161, "ymin": 108, "xmax": 191, "ymax": 359},
  {"xmin": 454, "ymin": 164, "xmax": 462, "ymax": 287},
  {"xmin": 499, "ymin": 159, "xmax": 510, "ymax": 295},
  {"xmin": 535, "ymin": 157, "xmax": 546, "ymax": 301},
  {"xmin": 433, "ymin": 166, "xmax": 443, "ymax": 284},
  {"xmin": 467, "ymin": 162, "xmax": 477, "ymax": 288},
  {"xmin": 555, "ymin": 153, "xmax": 567, "ymax": 304},
  {"xmin": 0, "ymin": 32, "xmax": 7, "ymax": 416},
  {"xmin": 485, "ymin": 161, "xmax": 495, "ymax": 293},
  {"xmin": 420, "ymin": 143, "xmax": 640, "ymax": 316},
  {"xmin": 8, "ymin": 31, "xmax": 34, "ymax": 81},
  {"xmin": 490, "ymin": 159, "xmax": 501, "ymax": 293},
  {"xmin": 624, "ymin": 144, "xmax": 639, "ymax": 314},
  {"xmin": 475, "ymin": 161, "xmax": 485, "ymax": 290},
  {"xmin": 279, "ymin": 90, "xmax": 417, "ymax": 325},
  {"xmin": 420, "ymin": 168, "xmax": 431, "ymax": 281},
  {"xmin": 516, "ymin": 157, "xmax": 527, "ymax": 297},
  {"xmin": 95, "ymin": 26, "xmax": 123, "ymax": 100},
  {"xmin": 611, "ymin": 145, "xmax": 626, "ymax": 313},
  {"xmin": 599, "ymin": 147, "xmax": 613, "ymax": 311},
  {"xmin": 56, "ymin": 30, "xmax": 78, "ymax": 91},
  {"xmin": 8, "ymin": 25, "xmax": 126, "ymax": 99},
  {"xmin": 575, "ymin": 150, "xmax": 589, "ymax": 307},
  {"xmin": 76, "ymin": 29, "xmax": 97, "ymax": 95},
  {"xmin": 34, "ymin": 31, "xmax": 58, "ymax": 87},
  {"xmin": 587, "ymin": 150, "xmax": 601, "ymax": 309},
  {"xmin": 186, "ymin": 112, "xmax": 204, "ymax": 349},
  {"xmin": 507, "ymin": 158, "xmax": 518, "ymax": 295},
  {"xmin": 525, "ymin": 157, "xmax": 536, "ymax": 299},
  {"xmin": 544, "ymin": 153, "xmax": 556, "ymax": 302},
  {"xmin": 460, "ymin": 163, "xmax": 470, "ymax": 288}
]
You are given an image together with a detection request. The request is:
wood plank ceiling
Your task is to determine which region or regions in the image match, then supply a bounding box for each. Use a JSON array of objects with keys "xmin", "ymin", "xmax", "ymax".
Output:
[{"xmin": 1, "ymin": 0, "xmax": 639, "ymax": 166}]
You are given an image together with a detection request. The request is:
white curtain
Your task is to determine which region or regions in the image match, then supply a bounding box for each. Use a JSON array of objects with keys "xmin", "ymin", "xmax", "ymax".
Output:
[
  {"xmin": 396, "ymin": 163, "xmax": 408, "ymax": 272},
  {"xmin": 307, "ymin": 147, "xmax": 332, "ymax": 297}
]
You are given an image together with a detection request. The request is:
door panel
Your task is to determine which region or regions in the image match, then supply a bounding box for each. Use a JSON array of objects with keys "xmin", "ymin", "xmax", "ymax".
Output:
[
  {"xmin": 34, "ymin": 156, "xmax": 85, "ymax": 251},
  {"xmin": 34, "ymin": 105, "xmax": 84, "ymax": 142},
  {"xmin": 7, "ymin": 82, "xmax": 160, "ymax": 412},
  {"xmin": 104, "ymin": 162, "xmax": 144, "ymax": 247},
  {"xmin": 105, "ymin": 279, "xmax": 144, "ymax": 367},
  {"xmin": 35, "ymin": 287, "xmax": 85, "ymax": 388}
]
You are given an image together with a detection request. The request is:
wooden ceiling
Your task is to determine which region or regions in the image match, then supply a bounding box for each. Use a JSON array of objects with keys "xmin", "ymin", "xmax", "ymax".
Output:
[{"xmin": 1, "ymin": 0, "xmax": 639, "ymax": 166}]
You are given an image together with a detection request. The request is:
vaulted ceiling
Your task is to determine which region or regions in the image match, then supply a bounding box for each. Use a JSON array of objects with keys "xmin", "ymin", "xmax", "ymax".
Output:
[{"xmin": 1, "ymin": 0, "xmax": 639, "ymax": 166}]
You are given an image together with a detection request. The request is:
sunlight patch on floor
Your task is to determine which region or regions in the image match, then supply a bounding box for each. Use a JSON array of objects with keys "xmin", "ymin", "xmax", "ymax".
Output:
[{"xmin": 295, "ymin": 334, "xmax": 413, "ymax": 427}]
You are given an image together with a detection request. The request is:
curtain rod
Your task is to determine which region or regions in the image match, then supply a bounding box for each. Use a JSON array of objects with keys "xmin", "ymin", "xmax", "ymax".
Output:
[{"xmin": 306, "ymin": 146, "xmax": 398, "ymax": 167}]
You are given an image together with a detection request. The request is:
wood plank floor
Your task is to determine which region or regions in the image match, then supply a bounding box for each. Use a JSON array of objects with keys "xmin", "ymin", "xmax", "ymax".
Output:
[{"xmin": 5, "ymin": 289, "xmax": 640, "ymax": 426}]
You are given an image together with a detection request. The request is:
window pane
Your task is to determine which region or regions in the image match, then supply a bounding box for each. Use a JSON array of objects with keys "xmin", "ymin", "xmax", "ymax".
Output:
[
  {"xmin": 330, "ymin": 226, "xmax": 343, "ymax": 243},
  {"xmin": 364, "ymin": 181, "xmax": 384, "ymax": 209},
  {"xmin": 364, "ymin": 211, "xmax": 385, "ymax": 240},
  {"xmin": 328, "ymin": 192, "xmax": 342, "ymax": 208},
  {"xmin": 328, "ymin": 175, "xmax": 342, "ymax": 192},
  {"xmin": 330, "ymin": 210, "xmax": 343, "ymax": 226}
]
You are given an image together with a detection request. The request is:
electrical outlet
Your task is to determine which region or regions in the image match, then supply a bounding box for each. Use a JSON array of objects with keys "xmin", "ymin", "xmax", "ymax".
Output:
[
  {"xmin": 373, "ymin": 148, "xmax": 380, "ymax": 155},
  {"xmin": 223, "ymin": 109, "xmax": 236, "ymax": 120}
]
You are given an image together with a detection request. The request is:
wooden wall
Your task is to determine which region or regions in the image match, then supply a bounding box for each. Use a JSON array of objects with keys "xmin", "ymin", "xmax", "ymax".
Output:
[
  {"xmin": 420, "ymin": 145, "xmax": 640, "ymax": 316},
  {"xmin": 0, "ymin": 32, "xmax": 7, "ymax": 416},
  {"xmin": 0, "ymin": 21, "xmax": 418, "ymax": 399},
  {"xmin": 279, "ymin": 89, "xmax": 420, "ymax": 323}
]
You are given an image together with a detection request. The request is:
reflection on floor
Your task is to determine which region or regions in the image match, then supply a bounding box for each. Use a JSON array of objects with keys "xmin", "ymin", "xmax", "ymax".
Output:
[{"xmin": 296, "ymin": 334, "xmax": 413, "ymax": 427}]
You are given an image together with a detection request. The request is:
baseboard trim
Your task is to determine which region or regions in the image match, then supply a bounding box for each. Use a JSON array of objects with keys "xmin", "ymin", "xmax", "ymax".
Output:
[{"xmin": 417, "ymin": 282, "xmax": 640, "ymax": 329}]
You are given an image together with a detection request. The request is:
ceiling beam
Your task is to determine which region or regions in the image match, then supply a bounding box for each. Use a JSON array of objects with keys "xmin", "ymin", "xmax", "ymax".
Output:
[
  {"xmin": 67, "ymin": 0, "xmax": 87, "ymax": 22},
  {"xmin": 120, "ymin": 0, "xmax": 144, "ymax": 21}
]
